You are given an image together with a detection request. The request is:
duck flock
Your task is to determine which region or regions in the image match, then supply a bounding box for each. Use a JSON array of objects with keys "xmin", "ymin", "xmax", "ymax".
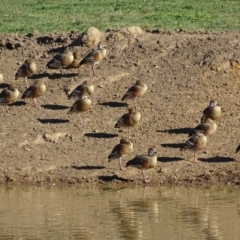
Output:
[{"xmin": 0, "ymin": 39, "xmax": 237, "ymax": 183}]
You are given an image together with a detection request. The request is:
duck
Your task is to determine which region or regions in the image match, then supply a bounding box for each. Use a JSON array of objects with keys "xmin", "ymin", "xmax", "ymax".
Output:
[
  {"xmin": 15, "ymin": 59, "xmax": 37, "ymax": 88},
  {"xmin": 126, "ymin": 147, "xmax": 157, "ymax": 183},
  {"xmin": 189, "ymin": 117, "xmax": 217, "ymax": 137},
  {"xmin": 67, "ymin": 50, "xmax": 82, "ymax": 73},
  {"xmin": 67, "ymin": 81, "xmax": 95, "ymax": 100},
  {"xmin": 68, "ymin": 94, "xmax": 92, "ymax": 126},
  {"xmin": 48, "ymin": 49, "xmax": 74, "ymax": 74},
  {"xmin": 79, "ymin": 42, "xmax": 107, "ymax": 76},
  {"xmin": 180, "ymin": 131, "xmax": 207, "ymax": 163},
  {"xmin": 108, "ymin": 138, "xmax": 133, "ymax": 171},
  {"xmin": 22, "ymin": 79, "xmax": 46, "ymax": 107},
  {"xmin": 115, "ymin": 108, "xmax": 141, "ymax": 139},
  {"xmin": 0, "ymin": 84, "xmax": 19, "ymax": 112},
  {"xmin": 122, "ymin": 80, "xmax": 147, "ymax": 109},
  {"xmin": 201, "ymin": 100, "xmax": 221, "ymax": 121}
]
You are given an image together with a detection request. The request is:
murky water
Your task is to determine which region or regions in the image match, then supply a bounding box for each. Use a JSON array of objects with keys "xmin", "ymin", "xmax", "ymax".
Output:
[{"xmin": 0, "ymin": 185, "xmax": 240, "ymax": 240}]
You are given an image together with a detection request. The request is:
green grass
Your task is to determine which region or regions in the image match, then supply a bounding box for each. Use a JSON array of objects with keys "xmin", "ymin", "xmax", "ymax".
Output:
[{"xmin": 0, "ymin": 0, "xmax": 240, "ymax": 33}]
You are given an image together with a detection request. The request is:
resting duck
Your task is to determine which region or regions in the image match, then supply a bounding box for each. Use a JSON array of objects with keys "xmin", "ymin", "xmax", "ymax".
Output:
[{"xmin": 108, "ymin": 138, "xmax": 133, "ymax": 171}]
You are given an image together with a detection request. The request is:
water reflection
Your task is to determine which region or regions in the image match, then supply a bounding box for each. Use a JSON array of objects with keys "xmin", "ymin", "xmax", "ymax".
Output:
[{"xmin": 0, "ymin": 186, "xmax": 240, "ymax": 239}]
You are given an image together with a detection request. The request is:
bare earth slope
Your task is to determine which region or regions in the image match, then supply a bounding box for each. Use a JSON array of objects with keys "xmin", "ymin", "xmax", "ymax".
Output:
[{"xmin": 0, "ymin": 29, "xmax": 240, "ymax": 186}]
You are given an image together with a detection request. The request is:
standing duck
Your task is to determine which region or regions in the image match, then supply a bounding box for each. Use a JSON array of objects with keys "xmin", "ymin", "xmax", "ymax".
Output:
[
  {"xmin": 67, "ymin": 81, "xmax": 95, "ymax": 100},
  {"xmin": 48, "ymin": 49, "xmax": 74, "ymax": 74},
  {"xmin": 108, "ymin": 138, "xmax": 133, "ymax": 171},
  {"xmin": 68, "ymin": 50, "xmax": 82, "ymax": 73},
  {"xmin": 115, "ymin": 108, "xmax": 141, "ymax": 139},
  {"xmin": 79, "ymin": 42, "xmax": 107, "ymax": 76},
  {"xmin": 189, "ymin": 117, "xmax": 217, "ymax": 137},
  {"xmin": 126, "ymin": 147, "xmax": 157, "ymax": 183},
  {"xmin": 15, "ymin": 59, "xmax": 37, "ymax": 88},
  {"xmin": 0, "ymin": 84, "xmax": 19, "ymax": 112},
  {"xmin": 180, "ymin": 131, "xmax": 207, "ymax": 163},
  {"xmin": 68, "ymin": 94, "xmax": 92, "ymax": 126},
  {"xmin": 122, "ymin": 80, "xmax": 147, "ymax": 109},
  {"xmin": 201, "ymin": 100, "xmax": 221, "ymax": 121},
  {"xmin": 22, "ymin": 79, "xmax": 46, "ymax": 107}
]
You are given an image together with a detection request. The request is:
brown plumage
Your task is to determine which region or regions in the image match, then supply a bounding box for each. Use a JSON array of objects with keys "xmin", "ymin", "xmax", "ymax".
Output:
[
  {"xmin": 67, "ymin": 81, "xmax": 95, "ymax": 100},
  {"xmin": 68, "ymin": 94, "xmax": 92, "ymax": 126},
  {"xmin": 201, "ymin": 100, "xmax": 221, "ymax": 121},
  {"xmin": 80, "ymin": 42, "xmax": 107, "ymax": 76},
  {"xmin": 48, "ymin": 49, "xmax": 74, "ymax": 74},
  {"xmin": 0, "ymin": 84, "xmax": 19, "ymax": 112},
  {"xmin": 108, "ymin": 138, "xmax": 133, "ymax": 170},
  {"xmin": 126, "ymin": 147, "xmax": 157, "ymax": 183},
  {"xmin": 180, "ymin": 131, "xmax": 207, "ymax": 163},
  {"xmin": 189, "ymin": 117, "xmax": 217, "ymax": 137},
  {"xmin": 122, "ymin": 80, "xmax": 147, "ymax": 109},
  {"xmin": 115, "ymin": 108, "xmax": 141, "ymax": 139},
  {"xmin": 22, "ymin": 79, "xmax": 46, "ymax": 107},
  {"xmin": 67, "ymin": 51, "xmax": 82, "ymax": 73},
  {"xmin": 15, "ymin": 59, "xmax": 37, "ymax": 88}
]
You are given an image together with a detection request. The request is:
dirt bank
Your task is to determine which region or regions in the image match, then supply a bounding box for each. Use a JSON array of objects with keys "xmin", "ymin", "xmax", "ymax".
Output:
[{"xmin": 0, "ymin": 28, "xmax": 240, "ymax": 186}]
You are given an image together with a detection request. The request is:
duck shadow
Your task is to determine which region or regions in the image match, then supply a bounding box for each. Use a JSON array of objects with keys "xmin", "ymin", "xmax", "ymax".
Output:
[
  {"xmin": 47, "ymin": 73, "xmax": 79, "ymax": 79},
  {"xmin": 84, "ymin": 132, "xmax": 118, "ymax": 138},
  {"xmin": 47, "ymin": 46, "xmax": 67, "ymax": 54},
  {"xmin": 42, "ymin": 104, "xmax": 69, "ymax": 110},
  {"xmin": 99, "ymin": 175, "xmax": 129, "ymax": 182},
  {"xmin": 29, "ymin": 72, "xmax": 50, "ymax": 80},
  {"xmin": 198, "ymin": 156, "xmax": 235, "ymax": 163},
  {"xmin": 72, "ymin": 165, "xmax": 105, "ymax": 170},
  {"xmin": 68, "ymin": 38, "xmax": 84, "ymax": 47},
  {"xmin": 37, "ymin": 118, "xmax": 70, "ymax": 124},
  {"xmin": 161, "ymin": 143, "xmax": 185, "ymax": 149},
  {"xmin": 157, "ymin": 127, "xmax": 192, "ymax": 134},
  {"xmin": 9, "ymin": 101, "xmax": 27, "ymax": 106},
  {"xmin": 0, "ymin": 83, "xmax": 10, "ymax": 88},
  {"xmin": 100, "ymin": 101, "xmax": 128, "ymax": 108},
  {"xmin": 158, "ymin": 156, "xmax": 184, "ymax": 162}
]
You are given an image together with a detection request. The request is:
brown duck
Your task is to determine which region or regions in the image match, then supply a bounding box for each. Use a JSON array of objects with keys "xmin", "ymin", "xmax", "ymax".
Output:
[
  {"xmin": 126, "ymin": 147, "xmax": 157, "ymax": 183},
  {"xmin": 0, "ymin": 84, "xmax": 19, "ymax": 112},
  {"xmin": 15, "ymin": 59, "xmax": 37, "ymax": 88},
  {"xmin": 108, "ymin": 138, "xmax": 133, "ymax": 171},
  {"xmin": 68, "ymin": 94, "xmax": 92, "ymax": 126},
  {"xmin": 79, "ymin": 42, "xmax": 107, "ymax": 76},
  {"xmin": 180, "ymin": 131, "xmax": 207, "ymax": 163},
  {"xmin": 189, "ymin": 117, "xmax": 217, "ymax": 137},
  {"xmin": 201, "ymin": 100, "xmax": 221, "ymax": 121},
  {"xmin": 22, "ymin": 79, "xmax": 46, "ymax": 107},
  {"xmin": 67, "ymin": 81, "xmax": 95, "ymax": 100},
  {"xmin": 122, "ymin": 80, "xmax": 147, "ymax": 109},
  {"xmin": 48, "ymin": 49, "xmax": 74, "ymax": 74},
  {"xmin": 115, "ymin": 108, "xmax": 141, "ymax": 139}
]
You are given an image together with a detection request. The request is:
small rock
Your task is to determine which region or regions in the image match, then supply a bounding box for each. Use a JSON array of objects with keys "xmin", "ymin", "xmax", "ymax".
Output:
[
  {"xmin": 78, "ymin": 27, "xmax": 101, "ymax": 47},
  {"xmin": 45, "ymin": 165, "xmax": 57, "ymax": 171}
]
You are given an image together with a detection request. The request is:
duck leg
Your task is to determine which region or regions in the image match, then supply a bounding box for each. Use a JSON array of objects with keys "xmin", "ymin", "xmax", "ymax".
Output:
[
  {"xmin": 133, "ymin": 99, "xmax": 138, "ymax": 110},
  {"xmin": 24, "ymin": 77, "xmax": 29, "ymax": 88},
  {"xmin": 92, "ymin": 65, "xmax": 98, "ymax": 76},
  {"xmin": 78, "ymin": 113, "xmax": 84, "ymax": 126},
  {"xmin": 127, "ymin": 129, "xmax": 131, "ymax": 139},
  {"xmin": 5, "ymin": 105, "xmax": 10, "ymax": 113},
  {"xmin": 118, "ymin": 157, "xmax": 124, "ymax": 171},
  {"xmin": 33, "ymin": 98, "xmax": 40, "ymax": 108},
  {"xmin": 142, "ymin": 169, "xmax": 150, "ymax": 183},
  {"xmin": 193, "ymin": 152, "xmax": 200, "ymax": 164}
]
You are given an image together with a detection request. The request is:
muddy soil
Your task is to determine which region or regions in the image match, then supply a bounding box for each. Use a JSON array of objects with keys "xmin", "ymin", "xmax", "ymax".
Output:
[{"xmin": 0, "ymin": 28, "xmax": 240, "ymax": 186}]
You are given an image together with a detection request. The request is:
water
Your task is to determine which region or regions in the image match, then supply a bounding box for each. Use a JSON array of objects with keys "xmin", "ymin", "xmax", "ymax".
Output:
[{"xmin": 0, "ymin": 185, "xmax": 240, "ymax": 240}]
